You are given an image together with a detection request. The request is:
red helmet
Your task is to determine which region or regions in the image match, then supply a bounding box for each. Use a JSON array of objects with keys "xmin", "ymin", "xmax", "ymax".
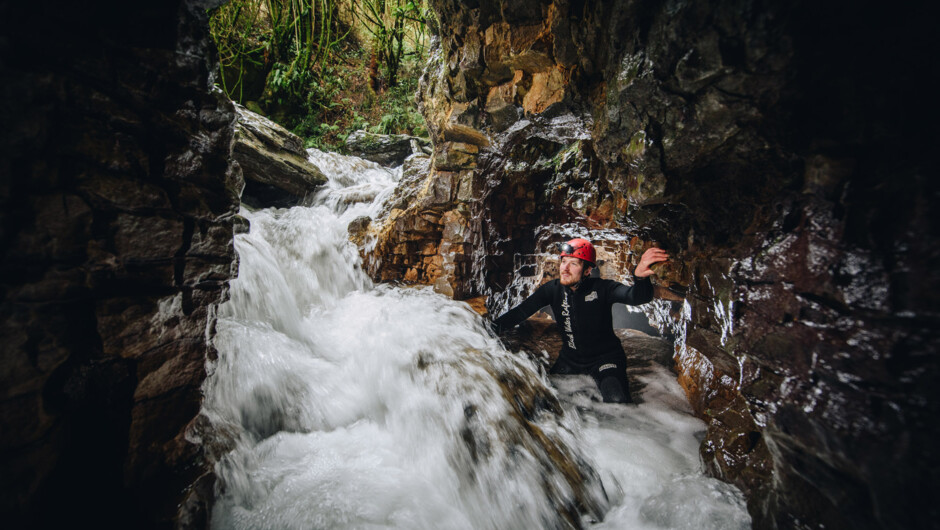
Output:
[{"xmin": 559, "ymin": 238, "xmax": 596, "ymax": 266}]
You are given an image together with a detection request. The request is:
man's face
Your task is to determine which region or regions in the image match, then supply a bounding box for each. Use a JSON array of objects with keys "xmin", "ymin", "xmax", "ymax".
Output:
[{"xmin": 560, "ymin": 256, "xmax": 588, "ymax": 286}]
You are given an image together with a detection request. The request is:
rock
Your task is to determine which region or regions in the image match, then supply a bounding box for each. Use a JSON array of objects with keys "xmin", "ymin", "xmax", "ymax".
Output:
[
  {"xmin": 345, "ymin": 129, "xmax": 431, "ymax": 167},
  {"xmin": 233, "ymin": 104, "xmax": 327, "ymax": 207},
  {"xmin": 381, "ymin": 153, "xmax": 433, "ymax": 214},
  {"xmin": 347, "ymin": 215, "xmax": 371, "ymax": 239},
  {"xmin": 424, "ymin": 338, "xmax": 610, "ymax": 525},
  {"xmin": 433, "ymin": 142, "xmax": 479, "ymax": 170},
  {"xmin": 365, "ymin": 1, "xmax": 939, "ymax": 529},
  {"xmin": 232, "ymin": 214, "xmax": 251, "ymax": 235},
  {"xmin": 0, "ymin": 0, "xmax": 240, "ymax": 526}
]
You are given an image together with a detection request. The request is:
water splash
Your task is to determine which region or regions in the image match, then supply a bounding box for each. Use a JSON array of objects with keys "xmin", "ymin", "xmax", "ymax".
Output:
[{"xmin": 305, "ymin": 149, "xmax": 400, "ymax": 218}]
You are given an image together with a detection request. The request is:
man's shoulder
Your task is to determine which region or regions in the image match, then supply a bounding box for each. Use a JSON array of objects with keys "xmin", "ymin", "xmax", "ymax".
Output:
[
  {"xmin": 590, "ymin": 277, "xmax": 628, "ymax": 297},
  {"xmin": 591, "ymin": 277, "xmax": 624, "ymax": 289}
]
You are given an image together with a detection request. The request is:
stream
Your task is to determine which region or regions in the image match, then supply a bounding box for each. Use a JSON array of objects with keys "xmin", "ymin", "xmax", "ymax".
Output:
[{"xmin": 201, "ymin": 150, "xmax": 751, "ymax": 529}]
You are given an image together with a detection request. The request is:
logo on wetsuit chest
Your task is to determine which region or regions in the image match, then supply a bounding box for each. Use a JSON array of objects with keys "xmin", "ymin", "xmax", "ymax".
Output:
[
  {"xmin": 561, "ymin": 291, "xmax": 576, "ymax": 349},
  {"xmin": 584, "ymin": 291, "xmax": 598, "ymax": 302}
]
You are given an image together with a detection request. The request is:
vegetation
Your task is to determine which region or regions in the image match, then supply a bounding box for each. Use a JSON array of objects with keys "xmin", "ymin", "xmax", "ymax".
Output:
[
  {"xmin": 351, "ymin": 0, "xmax": 431, "ymax": 87},
  {"xmin": 209, "ymin": 0, "xmax": 433, "ymax": 150}
]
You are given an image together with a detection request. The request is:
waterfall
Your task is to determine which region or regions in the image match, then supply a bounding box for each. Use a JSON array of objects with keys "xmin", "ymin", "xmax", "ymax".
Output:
[{"xmin": 201, "ymin": 151, "xmax": 751, "ymax": 529}]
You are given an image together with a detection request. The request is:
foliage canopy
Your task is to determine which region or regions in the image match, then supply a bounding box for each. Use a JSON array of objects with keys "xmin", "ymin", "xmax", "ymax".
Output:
[{"xmin": 209, "ymin": 0, "xmax": 434, "ymax": 150}]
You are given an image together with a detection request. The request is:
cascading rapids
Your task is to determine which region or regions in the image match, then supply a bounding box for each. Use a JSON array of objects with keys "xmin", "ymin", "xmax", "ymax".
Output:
[{"xmin": 200, "ymin": 149, "xmax": 752, "ymax": 529}]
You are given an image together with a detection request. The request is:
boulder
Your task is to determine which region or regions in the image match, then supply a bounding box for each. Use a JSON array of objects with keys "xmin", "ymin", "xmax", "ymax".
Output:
[
  {"xmin": 345, "ymin": 129, "xmax": 431, "ymax": 167},
  {"xmin": 233, "ymin": 104, "xmax": 326, "ymax": 207}
]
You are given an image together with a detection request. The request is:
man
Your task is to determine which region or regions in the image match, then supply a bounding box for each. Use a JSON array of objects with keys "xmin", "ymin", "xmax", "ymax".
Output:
[{"xmin": 493, "ymin": 238, "xmax": 669, "ymax": 403}]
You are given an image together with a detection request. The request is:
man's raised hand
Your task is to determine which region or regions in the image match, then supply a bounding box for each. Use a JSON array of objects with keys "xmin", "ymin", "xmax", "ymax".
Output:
[{"xmin": 634, "ymin": 247, "xmax": 669, "ymax": 278}]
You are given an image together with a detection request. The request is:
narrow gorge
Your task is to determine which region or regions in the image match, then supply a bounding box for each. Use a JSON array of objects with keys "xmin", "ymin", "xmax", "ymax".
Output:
[{"xmin": 1, "ymin": 0, "xmax": 935, "ymax": 529}]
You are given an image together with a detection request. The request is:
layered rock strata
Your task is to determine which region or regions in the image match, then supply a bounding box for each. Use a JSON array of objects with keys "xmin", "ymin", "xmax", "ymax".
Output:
[
  {"xmin": 233, "ymin": 104, "xmax": 326, "ymax": 208},
  {"xmin": 345, "ymin": 129, "xmax": 432, "ymax": 167},
  {"xmin": 0, "ymin": 0, "xmax": 239, "ymax": 526},
  {"xmin": 366, "ymin": 1, "xmax": 938, "ymax": 528}
]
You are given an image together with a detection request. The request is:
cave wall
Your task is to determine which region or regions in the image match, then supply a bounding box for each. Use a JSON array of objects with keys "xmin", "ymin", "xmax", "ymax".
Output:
[
  {"xmin": 0, "ymin": 0, "xmax": 240, "ymax": 526},
  {"xmin": 368, "ymin": 0, "xmax": 938, "ymax": 528}
]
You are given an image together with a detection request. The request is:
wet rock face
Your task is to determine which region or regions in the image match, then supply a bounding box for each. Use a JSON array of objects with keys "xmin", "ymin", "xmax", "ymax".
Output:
[
  {"xmin": 234, "ymin": 104, "xmax": 326, "ymax": 208},
  {"xmin": 345, "ymin": 130, "xmax": 432, "ymax": 167},
  {"xmin": 369, "ymin": 0, "xmax": 937, "ymax": 528},
  {"xmin": 0, "ymin": 0, "xmax": 239, "ymax": 526}
]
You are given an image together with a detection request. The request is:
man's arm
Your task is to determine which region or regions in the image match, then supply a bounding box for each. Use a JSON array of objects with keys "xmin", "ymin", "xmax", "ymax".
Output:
[
  {"xmin": 493, "ymin": 281, "xmax": 553, "ymax": 333},
  {"xmin": 609, "ymin": 276, "xmax": 654, "ymax": 305},
  {"xmin": 609, "ymin": 247, "xmax": 670, "ymax": 305},
  {"xmin": 634, "ymin": 247, "xmax": 669, "ymax": 277}
]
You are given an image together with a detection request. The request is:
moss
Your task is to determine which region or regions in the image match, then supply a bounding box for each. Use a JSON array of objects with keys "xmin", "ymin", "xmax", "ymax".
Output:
[
  {"xmin": 551, "ymin": 141, "xmax": 581, "ymax": 172},
  {"xmin": 622, "ymin": 130, "xmax": 648, "ymax": 161}
]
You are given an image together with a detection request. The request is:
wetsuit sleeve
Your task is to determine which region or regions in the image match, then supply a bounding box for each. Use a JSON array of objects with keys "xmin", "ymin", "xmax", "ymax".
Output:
[
  {"xmin": 608, "ymin": 275, "xmax": 654, "ymax": 305},
  {"xmin": 493, "ymin": 281, "xmax": 554, "ymax": 332}
]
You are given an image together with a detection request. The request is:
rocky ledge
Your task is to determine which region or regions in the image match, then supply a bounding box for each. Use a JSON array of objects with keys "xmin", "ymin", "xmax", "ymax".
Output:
[
  {"xmin": 345, "ymin": 129, "xmax": 432, "ymax": 167},
  {"xmin": 233, "ymin": 104, "xmax": 327, "ymax": 208}
]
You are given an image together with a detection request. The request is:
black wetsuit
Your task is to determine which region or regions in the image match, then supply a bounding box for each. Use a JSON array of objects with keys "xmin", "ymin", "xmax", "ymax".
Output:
[{"xmin": 494, "ymin": 275, "xmax": 653, "ymax": 403}]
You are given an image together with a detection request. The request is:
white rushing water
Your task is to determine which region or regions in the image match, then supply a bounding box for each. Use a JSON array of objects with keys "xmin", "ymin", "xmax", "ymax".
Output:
[{"xmin": 202, "ymin": 150, "xmax": 751, "ymax": 529}]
